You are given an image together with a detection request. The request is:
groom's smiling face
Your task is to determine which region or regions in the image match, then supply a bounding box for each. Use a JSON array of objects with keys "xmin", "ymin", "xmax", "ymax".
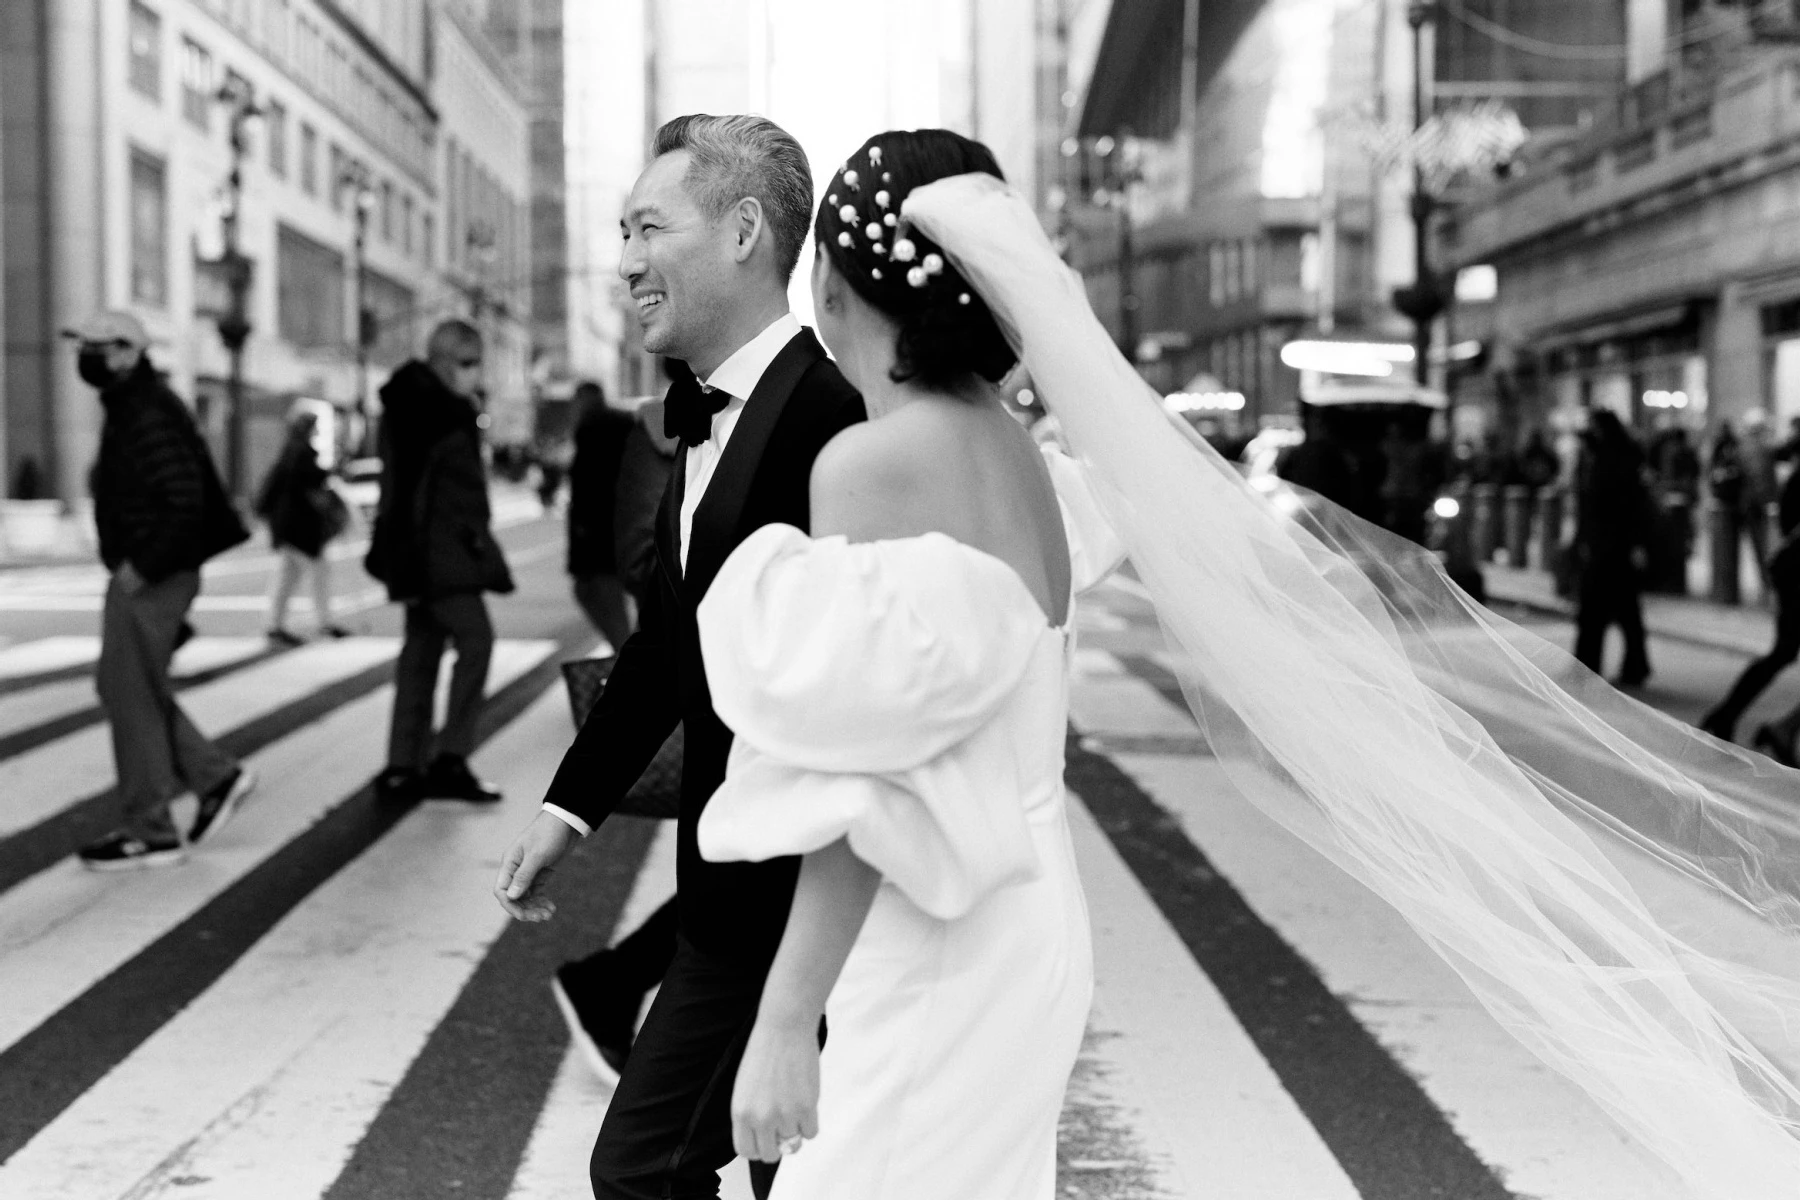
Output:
[{"xmin": 620, "ymin": 150, "xmax": 737, "ymax": 362}]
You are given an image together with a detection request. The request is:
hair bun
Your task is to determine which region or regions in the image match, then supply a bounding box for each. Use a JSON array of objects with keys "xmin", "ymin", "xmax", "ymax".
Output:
[{"xmin": 814, "ymin": 130, "xmax": 1017, "ymax": 389}]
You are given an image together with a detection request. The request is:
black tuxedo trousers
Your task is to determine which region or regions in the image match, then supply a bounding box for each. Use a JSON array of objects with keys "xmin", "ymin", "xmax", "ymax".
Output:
[{"xmin": 540, "ymin": 331, "xmax": 863, "ymax": 1199}]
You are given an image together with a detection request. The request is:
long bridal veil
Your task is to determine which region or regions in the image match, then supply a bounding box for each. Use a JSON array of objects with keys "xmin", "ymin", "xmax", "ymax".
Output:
[{"xmin": 905, "ymin": 172, "xmax": 1800, "ymax": 1197}]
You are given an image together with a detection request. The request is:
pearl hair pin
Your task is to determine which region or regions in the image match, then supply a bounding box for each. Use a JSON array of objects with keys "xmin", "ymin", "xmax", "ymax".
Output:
[
  {"xmin": 839, "ymin": 204, "xmax": 857, "ymax": 224},
  {"xmin": 865, "ymin": 222, "xmax": 883, "ymax": 240},
  {"xmin": 875, "ymin": 190, "xmax": 891, "ymax": 209},
  {"xmin": 958, "ymin": 293, "xmax": 971, "ymax": 304},
  {"xmin": 837, "ymin": 231, "xmax": 853, "ymax": 248},
  {"xmin": 891, "ymin": 238, "xmax": 917, "ymax": 263},
  {"xmin": 922, "ymin": 253, "xmax": 944, "ymax": 276},
  {"xmin": 843, "ymin": 169, "xmax": 860, "ymax": 189},
  {"xmin": 871, "ymin": 268, "xmax": 883, "ymax": 280},
  {"xmin": 884, "ymin": 214, "xmax": 897, "ymax": 227},
  {"xmin": 907, "ymin": 266, "xmax": 928, "ymax": 288},
  {"xmin": 869, "ymin": 145, "xmax": 883, "ymax": 166}
]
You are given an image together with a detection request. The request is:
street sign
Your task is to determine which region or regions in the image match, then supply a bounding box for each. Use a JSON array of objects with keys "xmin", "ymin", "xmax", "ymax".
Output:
[{"xmin": 193, "ymin": 253, "xmax": 255, "ymax": 321}]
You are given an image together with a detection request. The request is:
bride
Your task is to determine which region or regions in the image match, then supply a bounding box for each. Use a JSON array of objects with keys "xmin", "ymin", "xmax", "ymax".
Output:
[
  {"xmin": 704, "ymin": 129, "xmax": 1800, "ymax": 1199},
  {"xmin": 694, "ymin": 130, "xmax": 1115, "ymax": 1197}
]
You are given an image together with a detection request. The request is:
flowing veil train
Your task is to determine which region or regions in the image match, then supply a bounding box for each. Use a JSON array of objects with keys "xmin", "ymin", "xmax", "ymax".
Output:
[{"xmin": 904, "ymin": 172, "xmax": 1800, "ymax": 1197}]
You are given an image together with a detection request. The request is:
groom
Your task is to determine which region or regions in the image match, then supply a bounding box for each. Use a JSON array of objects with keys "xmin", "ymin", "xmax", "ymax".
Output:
[{"xmin": 496, "ymin": 114, "xmax": 863, "ymax": 1199}]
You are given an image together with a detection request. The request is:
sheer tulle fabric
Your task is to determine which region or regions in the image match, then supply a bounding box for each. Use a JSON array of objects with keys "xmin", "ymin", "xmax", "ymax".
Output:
[{"xmin": 905, "ymin": 173, "xmax": 1800, "ymax": 1197}]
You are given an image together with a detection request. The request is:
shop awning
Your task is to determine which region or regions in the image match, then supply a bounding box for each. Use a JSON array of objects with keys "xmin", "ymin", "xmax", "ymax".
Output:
[{"xmin": 1531, "ymin": 302, "xmax": 1695, "ymax": 351}]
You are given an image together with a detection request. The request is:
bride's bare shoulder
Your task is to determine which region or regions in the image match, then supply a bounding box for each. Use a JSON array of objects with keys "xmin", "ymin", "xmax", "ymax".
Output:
[{"xmin": 809, "ymin": 408, "xmax": 956, "ymax": 540}]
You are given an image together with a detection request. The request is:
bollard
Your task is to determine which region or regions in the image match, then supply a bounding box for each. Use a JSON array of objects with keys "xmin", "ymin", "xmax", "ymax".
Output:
[
  {"xmin": 1502, "ymin": 485, "xmax": 1533, "ymax": 568},
  {"xmin": 1470, "ymin": 483, "xmax": 1501, "ymax": 562},
  {"xmin": 1534, "ymin": 488, "xmax": 1565, "ymax": 571},
  {"xmin": 1709, "ymin": 502, "xmax": 1741, "ymax": 606}
]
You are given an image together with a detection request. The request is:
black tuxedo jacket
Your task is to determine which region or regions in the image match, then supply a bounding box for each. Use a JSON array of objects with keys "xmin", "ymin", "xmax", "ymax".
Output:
[{"xmin": 542, "ymin": 329, "xmax": 864, "ymax": 961}]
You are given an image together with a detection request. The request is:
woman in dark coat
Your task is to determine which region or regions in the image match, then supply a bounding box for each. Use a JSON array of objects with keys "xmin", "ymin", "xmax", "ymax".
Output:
[{"xmin": 256, "ymin": 407, "xmax": 348, "ymax": 644}]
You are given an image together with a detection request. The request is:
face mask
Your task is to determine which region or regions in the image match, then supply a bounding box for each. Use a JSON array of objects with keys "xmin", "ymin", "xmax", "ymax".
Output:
[{"xmin": 77, "ymin": 350, "xmax": 120, "ymax": 390}]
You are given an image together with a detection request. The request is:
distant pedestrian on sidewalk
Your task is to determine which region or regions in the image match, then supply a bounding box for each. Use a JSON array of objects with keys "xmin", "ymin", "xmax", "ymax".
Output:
[
  {"xmin": 255, "ymin": 404, "xmax": 351, "ymax": 645},
  {"xmin": 1571, "ymin": 409, "xmax": 1653, "ymax": 688},
  {"xmin": 566, "ymin": 380, "xmax": 638, "ymax": 652},
  {"xmin": 70, "ymin": 311, "xmax": 257, "ymax": 870},
  {"xmin": 1703, "ymin": 419, "xmax": 1800, "ymax": 758},
  {"xmin": 365, "ymin": 319, "xmax": 515, "ymax": 805}
]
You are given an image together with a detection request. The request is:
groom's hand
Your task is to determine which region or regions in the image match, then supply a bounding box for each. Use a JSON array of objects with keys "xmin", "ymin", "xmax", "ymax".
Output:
[{"xmin": 494, "ymin": 811, "xmax": 578, "ymax": 921}]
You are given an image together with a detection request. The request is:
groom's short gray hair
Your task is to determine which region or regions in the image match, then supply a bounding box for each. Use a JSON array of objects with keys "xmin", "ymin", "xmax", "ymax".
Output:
[{"xmin": 654, "ymin": 114, "xmax": 812, "ymax": 281}]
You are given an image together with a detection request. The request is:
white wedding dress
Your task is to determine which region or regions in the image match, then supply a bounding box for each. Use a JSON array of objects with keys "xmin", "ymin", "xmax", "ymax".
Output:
[{"xmin": 694, "ymin": 451, "xmax": 1125, "ymax": 1200}]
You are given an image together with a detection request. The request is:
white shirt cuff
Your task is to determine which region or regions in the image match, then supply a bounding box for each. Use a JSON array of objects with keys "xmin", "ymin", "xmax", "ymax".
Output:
[{"xmin": 542, "ymin": 803, "xmax": 593, "ymax": 837}]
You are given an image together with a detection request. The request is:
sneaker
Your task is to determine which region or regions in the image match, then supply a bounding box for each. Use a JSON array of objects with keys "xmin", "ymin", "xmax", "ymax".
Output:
[
  {"xmin": 374, "ymin": 765, "xmax": 424, "ymax": 805},
  {"xmin": 423, "ymin": 755, "xmax": 502, "ymax": 803},
  {"xmin": 79, "ymin": 831, "xmax": 185, "ymax": 871},
  {"xmin": 189, "ymin": 767, "xmax": 257, "ymax": 844},
  {"xmin": 551, "ymin": 964, "xmax": 635, "ymax": 1086},
  {"xmin": 267, "ymin": 628, "xmax": 305, "ymax": 648}
]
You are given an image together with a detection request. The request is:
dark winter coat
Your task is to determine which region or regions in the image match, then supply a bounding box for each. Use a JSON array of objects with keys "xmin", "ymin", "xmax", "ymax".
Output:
[
  {"xmin": 365, "ymin": 361, "xmax": 514, "ymax": 601},
  {"xmin": 566, "ymin": 403, "xmax": 636, "ymax": 577},
  {"xmin": 255, "ymin": 432, "xmax": 333, "ymax": 557},
  {"xmin": 91, "ymin": 359, "xmax": 248, "ymax": 582},
  {"xmin": 611, "ymin": 403, "xmax": 678, "ymax": 605}
]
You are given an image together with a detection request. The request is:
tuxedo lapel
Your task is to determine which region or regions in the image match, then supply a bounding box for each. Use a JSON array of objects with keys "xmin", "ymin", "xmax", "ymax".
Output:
[
  {"xmin": 684, "ymin": 329, "xmax": 826, "ymax": 600},
  {"xmin": 655, "ymin": 444, "xmax": 687, "ymax": 597}
]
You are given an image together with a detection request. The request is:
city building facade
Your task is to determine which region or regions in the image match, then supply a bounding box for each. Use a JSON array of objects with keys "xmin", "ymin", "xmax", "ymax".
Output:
[
  {"xmin": 1446, "ymin": 1, "xmax": 1800, "ymax": 445},
  {"xmin": 0, "ymin": 0, "xmax": 536, "ymax": 502}
]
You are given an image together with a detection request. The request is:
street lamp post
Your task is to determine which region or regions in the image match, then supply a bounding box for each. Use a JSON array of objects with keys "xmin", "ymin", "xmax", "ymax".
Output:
[
  {"xmin": 1392, "ymin": 1, "xmax": 1444, "ymax": 387},
  {"xmin": 214, "ymin": 77, "xmax": 261, "ymax": 495},
  {"xmin": 337, "ymin": 164, "xmax": 377, "ymax": 453}
]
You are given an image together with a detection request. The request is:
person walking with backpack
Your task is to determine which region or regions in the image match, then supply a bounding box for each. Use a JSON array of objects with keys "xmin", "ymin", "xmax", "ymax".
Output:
[
  {"xmin": 69, "ymin": 311, "xmax": 257, "ymax": 870},
  {"xmin": 256, "ymin": 404, "xmax": 351, "ymax": 645}
]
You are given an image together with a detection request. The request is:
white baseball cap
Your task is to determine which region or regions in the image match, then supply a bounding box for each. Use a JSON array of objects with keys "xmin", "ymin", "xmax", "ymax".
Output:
[{"xmin": 60, "ymin": 310, "xmax": 149, "ymax": 348}]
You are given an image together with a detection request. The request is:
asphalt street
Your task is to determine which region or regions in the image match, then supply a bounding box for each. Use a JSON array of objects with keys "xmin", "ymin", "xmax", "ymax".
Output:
[{"xmin": 0, "ymin": 502, "xmax": 1793, "ymax": 1199}]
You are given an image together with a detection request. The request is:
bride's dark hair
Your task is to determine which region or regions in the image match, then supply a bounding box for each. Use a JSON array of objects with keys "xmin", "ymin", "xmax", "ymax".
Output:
[{"xmin": 814, "ymin": 130, "xmax": 1017, "ymax": 389}]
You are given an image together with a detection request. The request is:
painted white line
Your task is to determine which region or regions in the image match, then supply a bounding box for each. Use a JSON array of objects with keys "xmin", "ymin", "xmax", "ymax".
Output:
[
  {"xmin": 0, "ymin": 636, "xmax": 102, "ymax": 679},
  {"xmin": 0, "ymin": 638, "xmax": 265, "ymax": 741},
  {"xmin": 506, "ymin": 820, "xmax": 681, "ymax": 1200},
  {"xmin": 1064, "ymin": 790, "xmax": 1360, "ymax": 1198},
  {"xmin": 1078, "ymin": 653, "xmax": 1695, "ymax": 1199},
  {"xmin": 1067, "ymin": 648, "xmax": 1196, "ymax": 741},
  {"xmin": 0, "ymin": 674, "xmax": 567, "ymax": 1200},
  {"xmin": 0, "ymin": 638, "xmax": 400, "ymax": 840},
  {"xmin": 0, "ymin": 641, "xmax": 555, "ymax": 1060}
]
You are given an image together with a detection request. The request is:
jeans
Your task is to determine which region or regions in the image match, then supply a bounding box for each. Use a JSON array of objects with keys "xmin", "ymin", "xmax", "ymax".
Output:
[{"xmin": 96, "ymin": 570, "xmax": 238, "ymax": 839}]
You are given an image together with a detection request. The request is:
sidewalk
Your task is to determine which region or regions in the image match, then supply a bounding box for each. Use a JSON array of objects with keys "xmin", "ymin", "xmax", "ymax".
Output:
[{"xmin": 1484, "ymin": 563, "xmax": 1773, "ymax": 659}]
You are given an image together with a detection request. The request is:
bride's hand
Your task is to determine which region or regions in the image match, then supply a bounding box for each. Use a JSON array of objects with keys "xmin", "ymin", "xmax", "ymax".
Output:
[{"xmin": 730, "ymin": 1015, "xmax": 821, "ymax": 1163}]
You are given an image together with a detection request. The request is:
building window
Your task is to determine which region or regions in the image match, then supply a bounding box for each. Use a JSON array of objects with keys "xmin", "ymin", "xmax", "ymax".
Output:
[
  {"xmin": 277, "ymin": 223, "xmax": 345, "ymax": 350},
  {"xmin": 299, "ymin": 122, "xmax": 318, "ymax": 195},
  {"xmin": 401, "ymin": 193, "xmax": 415, "ymax": 257},
  {"xmin": 128, "ymin": 2, "xmax": 161, "ymax": 101},
  {"xmin": 1242, "ymin": 239, "xmax": 1258, "ymax": 295},
  {"xmin": 328, "ymin": 144, "xmax": 346, "ymax": 212},
  {"xmin": 266, "ymin": 98, "xmax": 287, "ymax": 178},
  {"xmin": 1209, "ymin": 243, "xmax": 1225, "ymax": 307},
  {"xmin": 129, "ymin": 149, "xmax": 168, "ymax": 307},
  {"xmin": 422, "ymin": 212, "xmax": 435, "ymax": 269},
  {"xmin": 379, "ymin": 180, "xmax": 394, "ymax": 242},
  {"xmin": 181, "ymin": 37, "xmax": 213, "ymax": 129}
]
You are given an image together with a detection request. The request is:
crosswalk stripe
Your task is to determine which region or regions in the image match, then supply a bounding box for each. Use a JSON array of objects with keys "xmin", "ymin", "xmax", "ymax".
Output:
[
  {"xmin": 0, "ymin": 681, "xmax": 570, "ymax": 1199},
  {"xmin": 0, "ymin": 641, "xmax": 556, "ymax": 1061},
  {"xmin": 0, "ymin": 636, "xmax": 106, "ymax": 681},
  {"xmin": 1065, "ymin": 792, "xmax": 1358, "ymax": 1197},
  {"xmin": 1087, "ymin": 652, "xmax": 1701, "ymax": 1198},
  {"xmin": 0, "ymin": 635, "xmax": 572, "ymax": 1166},
  {"xmin": 0, "ymin": 638, "xmax": 397, "ymax": 842},
  {"xmin": 504, "ymin": 823, "xmax": 681, "ymax": 1200},
  {"xmin": 0, "ymin": 638, "xmax": 268, "ymax": 744}
]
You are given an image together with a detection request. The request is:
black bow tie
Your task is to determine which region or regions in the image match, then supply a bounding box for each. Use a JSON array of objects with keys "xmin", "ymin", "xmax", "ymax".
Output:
[{"xmin": 664, "ymin": 367, "xmax": 732, "ymax": 445}]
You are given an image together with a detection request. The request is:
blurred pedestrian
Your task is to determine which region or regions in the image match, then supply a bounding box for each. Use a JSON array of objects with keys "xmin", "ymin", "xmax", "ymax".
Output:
[
  {"xmin": 1571, "ymin": 409, "xmax": 1653, "ymax": 688},
  {"xmin": 1517, "ymin": 428, "xmax": 1560, "ymax": 491},
  {"xmin": 70, "ymin": 311, "xmax": 256, "ymax": 869},
  {"xmin": 255, "ymin": 405, "xmax": 350, "ymax": 645},
  {"xmin": 550, "ymin": 386, "xmax": 684, "ymax": 1087},
  {"xmin": 1738, "ymin": 410, "xmax": 1778, "ymax": 590},
  {"xmin": 565, "ymin": 380, "xmax": 637, "ymax": 652},
  {"xmin": 1378, "ymin": 409, "xmax": 1439, "ymax": 544},
  {"xmin": 1709, "ymin": 418, "xmax": 1800, "ymax": 759},
  {"xmin": 365, "ymin": 319, "xmax": 515, "ymax": 805},
  {"xmin": 1648, "ymin": 420, "xmax": 1700, "ymax": 592}
]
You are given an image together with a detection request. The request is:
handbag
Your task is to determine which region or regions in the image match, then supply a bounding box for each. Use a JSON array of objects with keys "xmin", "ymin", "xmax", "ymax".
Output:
[{"xmin": 560, "ymin": 655, "xmax": 682, "ymax": 820}]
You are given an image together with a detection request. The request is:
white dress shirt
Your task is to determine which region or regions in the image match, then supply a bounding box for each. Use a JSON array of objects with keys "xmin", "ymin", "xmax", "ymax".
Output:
[
  {"xmin": 543, "ymin": 311, "xmax": 802, "ymax": 838},
  {"xmin": 679, "ymin": 311, "xmax": 802, "ymax": 571}
]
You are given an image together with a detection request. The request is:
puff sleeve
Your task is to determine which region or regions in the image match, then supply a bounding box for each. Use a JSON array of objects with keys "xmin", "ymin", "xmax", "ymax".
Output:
[{"xmin": 695, "ymin": 525, "xmax": 1051, "ymax": 918}]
